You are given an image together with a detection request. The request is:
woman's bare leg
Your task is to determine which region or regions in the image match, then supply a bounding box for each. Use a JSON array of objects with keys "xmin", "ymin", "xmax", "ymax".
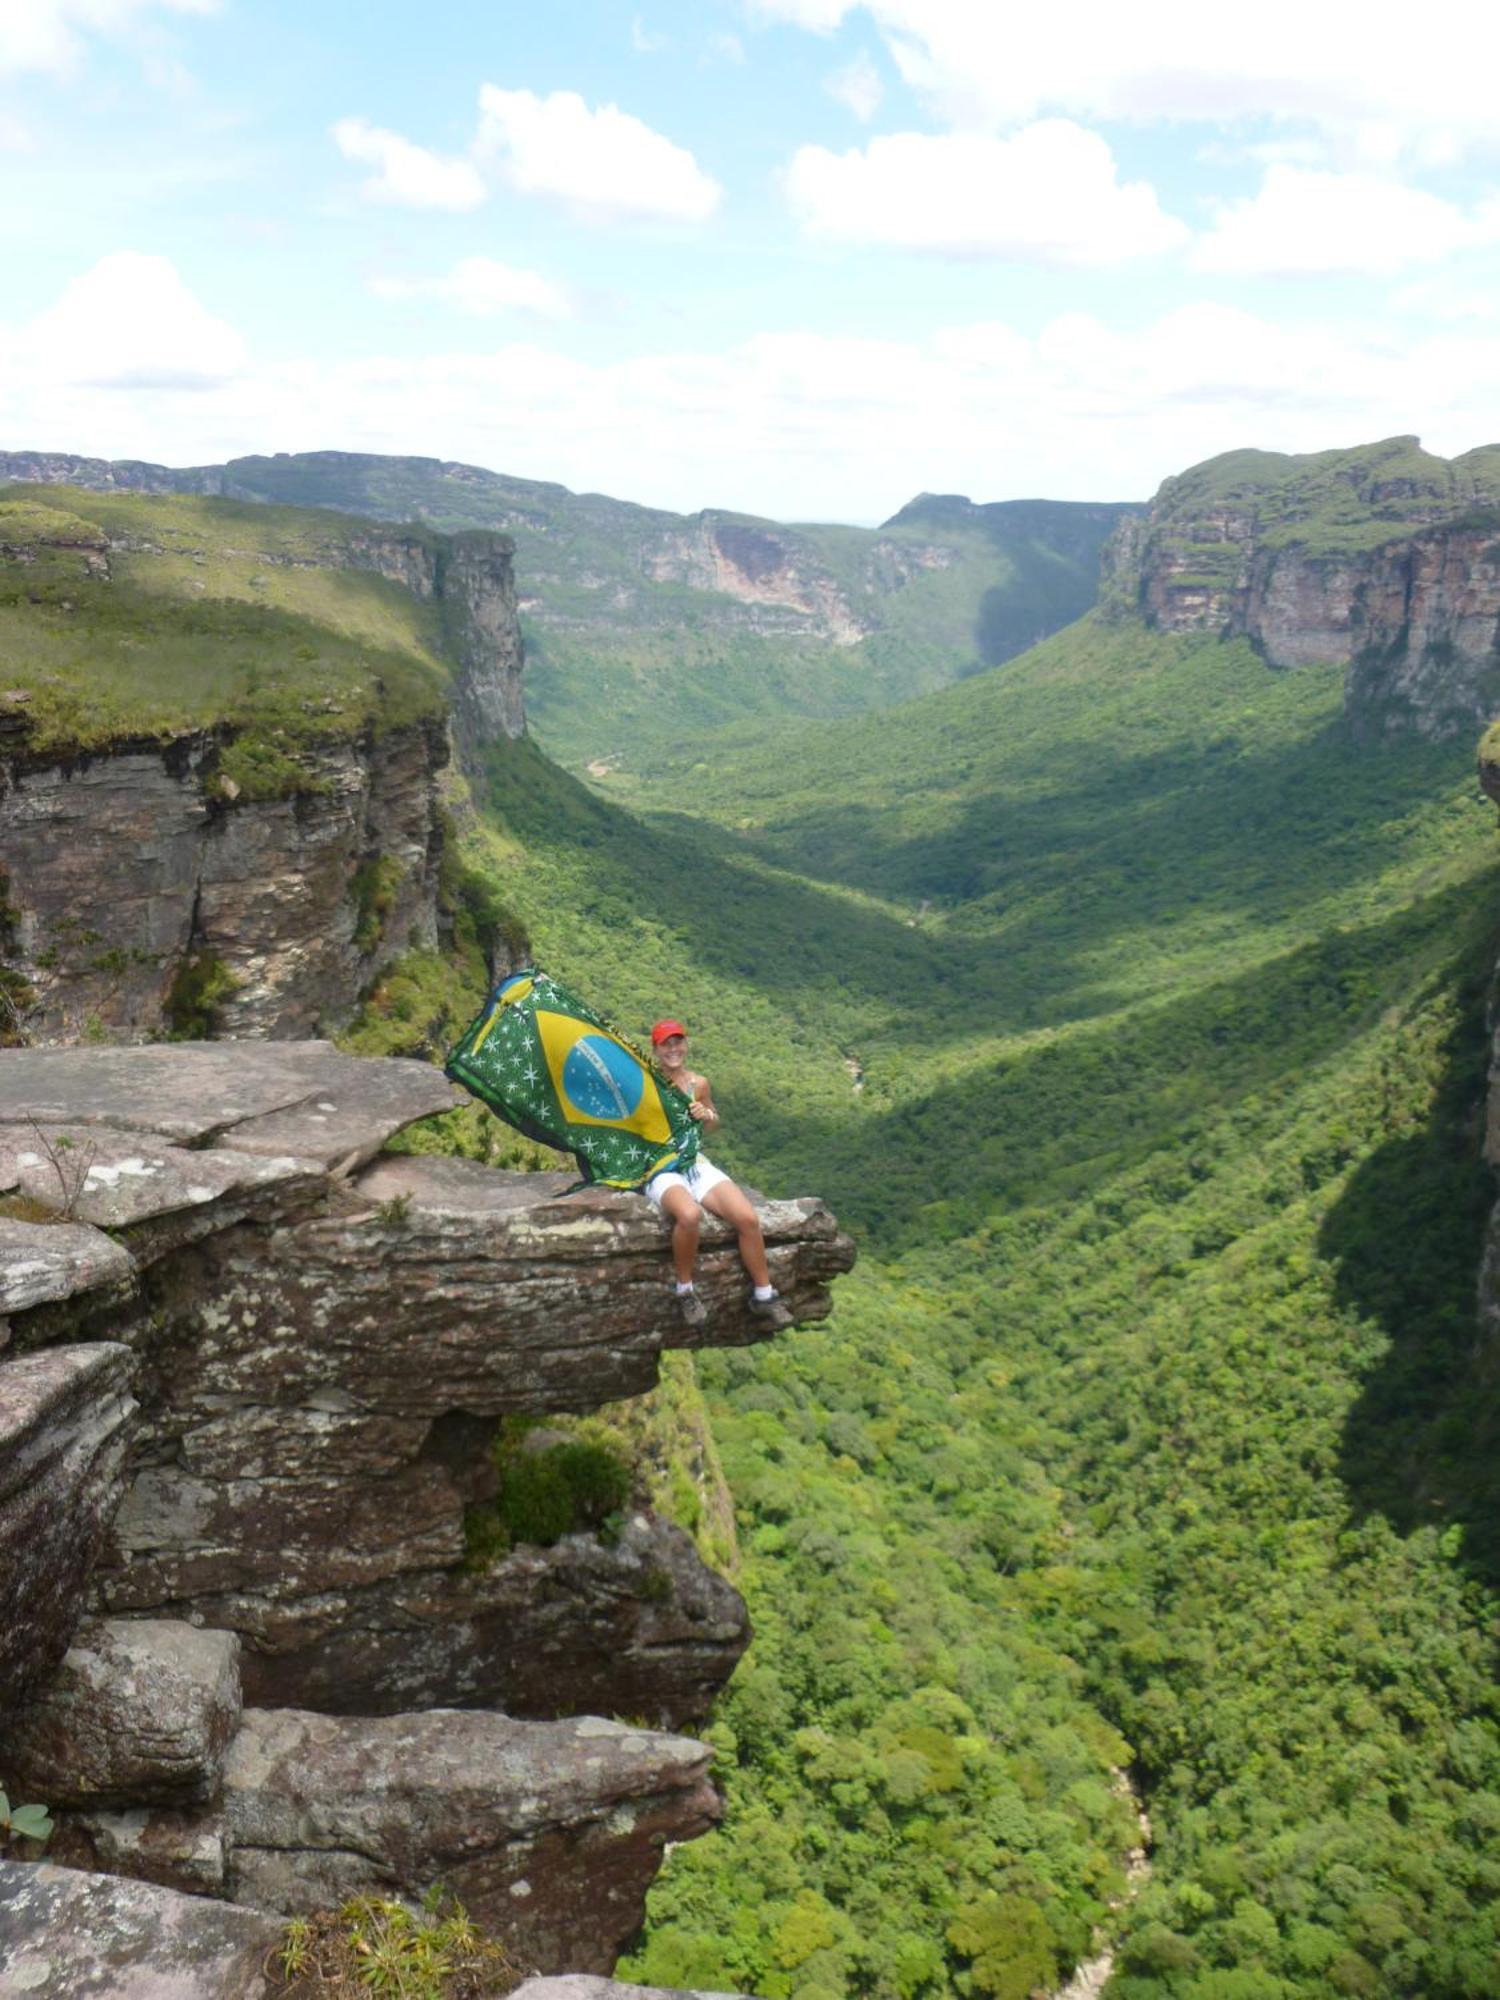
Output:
[
  {"xmin": 702, "ymin": 1178, "xmax": 772, "ymax": 1289},
  {"xmin": 660, "ymin": 1185, "xmax": 704, "ymax": 1285}
]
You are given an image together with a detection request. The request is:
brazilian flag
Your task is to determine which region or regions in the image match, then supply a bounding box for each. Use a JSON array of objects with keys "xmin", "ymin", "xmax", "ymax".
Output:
[{"xmin": 445, "ymin": 968, "xmax": 701, "ymax": 1190}]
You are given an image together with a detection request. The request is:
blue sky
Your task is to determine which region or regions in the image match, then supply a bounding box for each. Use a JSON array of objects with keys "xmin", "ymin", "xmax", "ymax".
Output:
[{"xmin": 5, "ymin": 0, "xmax": 1500, "ymax": 519}]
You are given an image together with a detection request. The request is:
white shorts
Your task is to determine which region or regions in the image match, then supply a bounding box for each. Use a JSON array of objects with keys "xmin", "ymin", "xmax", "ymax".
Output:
[{"xmin": 643, "ymin": 1153, "xmax": 731, "ymax": 1211}]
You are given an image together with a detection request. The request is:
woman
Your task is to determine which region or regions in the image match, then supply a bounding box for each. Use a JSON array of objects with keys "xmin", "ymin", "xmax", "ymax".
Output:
[{"xmin": 646, "ymin": 1018, "xmax": 795, "ymax": 1331}]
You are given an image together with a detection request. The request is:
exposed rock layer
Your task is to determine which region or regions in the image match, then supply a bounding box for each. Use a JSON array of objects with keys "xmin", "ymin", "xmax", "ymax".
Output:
[
  {"xmin": 1, "ymin": 1045, "xmax": 851, "ymax": 1724},
  {"xmin": 0, "ymin": 1342, "xmax": 137, "ymax": 1709},
  {"xmin": 1102, "ymin": 435, "xmax": 1500, "ymax": 739},
  {"xmin": 220, "ymin": 1706, "xmax": 718, "ymax": 1969},
  {"xmin": 0, "ymin": 1041, "xmax": 852, "ymax": 1976},
  {"xmin": 0, "ymin": 717, "xmax": 449, "ymax": 1041}
]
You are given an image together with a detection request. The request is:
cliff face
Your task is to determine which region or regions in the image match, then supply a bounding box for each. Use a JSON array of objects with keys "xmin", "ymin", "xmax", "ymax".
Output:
[
  {"xmin": 0, "ymin": 1042, "xmax": 855, "ymax": 1969},
  {"xmin": 1102, "ymin": 435, "xmax": 1500, "ymax": 739},
  {"xmin": 0, "ymin": 488, "xmax": 526, "ymax": 1042},
  {"xmin": 338, "ymin": 521, "xmax": 526, "ymax": 747},
  {"xmin": 1, "ymin": 717, "xmax": 448, "ymax": 1042}
]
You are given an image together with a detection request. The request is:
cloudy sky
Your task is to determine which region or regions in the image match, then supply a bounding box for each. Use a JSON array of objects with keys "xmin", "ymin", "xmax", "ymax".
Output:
[{"xmin": 6, "ymin": 0, "xmax": 1500, "ymax": 520}]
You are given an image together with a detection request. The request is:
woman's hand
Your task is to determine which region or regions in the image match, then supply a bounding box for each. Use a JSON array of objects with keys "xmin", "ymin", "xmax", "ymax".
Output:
[{"xmin": 688, "ymin": 1101, "xmax": 710, "ymax": 1122}]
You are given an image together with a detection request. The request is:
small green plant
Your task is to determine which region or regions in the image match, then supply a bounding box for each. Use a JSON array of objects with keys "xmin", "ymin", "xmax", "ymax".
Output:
[
  {"xmin": 373, "ymin": 1191, "xmax": 413, "ymax": 1228},
  {"xmin": 23, "ymin": 1118, "xmax": 97, "ymax": 1220},
  {"xmin": 465, "ymin": 1422, "xmax": 634, "ymax": 1563},
  {"xmin": 352, "ymin": 855, "xmax": 406, "ymax": 954},
  {"xmin": 165, "ymin": 950, "xmax": 238, "ymax": 1039},
  {"xmin": 0, "ymin": 1786, "xmax": 54, "ymax": 1850},
  {"xmin": 268, "ymin": 1892, "xmax": 516, "ymax": 1997}
]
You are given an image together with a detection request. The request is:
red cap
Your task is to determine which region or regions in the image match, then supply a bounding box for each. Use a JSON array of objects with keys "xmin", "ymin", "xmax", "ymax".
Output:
[{"xmin": 651, "ymin": 1019, "xmax": 687, "ymax": 1046}]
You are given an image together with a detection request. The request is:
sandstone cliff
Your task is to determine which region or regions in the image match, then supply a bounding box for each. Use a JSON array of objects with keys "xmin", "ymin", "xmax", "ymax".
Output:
[
  {"xmin": 1102, "ymin": 435, "xmax": 1500, "ymax": 739},
  {"xmin": 0, "ymin": 1042, "xmax": 855, "ymax": 1974},
  {"xmin": 0, "ymin": 485, "xmax": 525, "ymax": 1042}
]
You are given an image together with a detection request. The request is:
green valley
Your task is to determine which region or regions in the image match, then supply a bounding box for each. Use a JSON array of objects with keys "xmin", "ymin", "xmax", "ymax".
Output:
[
  {"xmin": 437, "ymin": 613, "xmax": 1500, "ymax": 1998},
  {"xmin": 6, "ymin": 455, "xmax": 1500, "ymax": 1998}
]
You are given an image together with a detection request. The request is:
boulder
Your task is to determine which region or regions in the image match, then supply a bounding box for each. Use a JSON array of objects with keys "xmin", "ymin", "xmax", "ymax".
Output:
[
  {"xmin": 4, "ymin": 1618, "xmax": 241, "ymax": 1807},
  {"xmin": 221, "ymin": 1706, "xmax": 720, "ymax": 1972},
  {"xmin": 0, "ymin": 1857, "xmax": 278, "ymax": 1997},
  {"xmin": 0, "ymin": 1344, "xmax": 137, "ymax": 1710}
]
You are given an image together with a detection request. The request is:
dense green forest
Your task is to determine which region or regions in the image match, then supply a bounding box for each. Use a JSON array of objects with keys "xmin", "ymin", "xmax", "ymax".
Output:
[{"xmin": 407, "ymin": 615, "xmax": 1500, "ymax": 1998}]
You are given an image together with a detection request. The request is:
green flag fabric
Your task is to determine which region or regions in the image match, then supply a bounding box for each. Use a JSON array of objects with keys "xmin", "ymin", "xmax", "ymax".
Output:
[{"xmin": 445, "ymin": 967, "xmax": 701, "ymax": 1191}]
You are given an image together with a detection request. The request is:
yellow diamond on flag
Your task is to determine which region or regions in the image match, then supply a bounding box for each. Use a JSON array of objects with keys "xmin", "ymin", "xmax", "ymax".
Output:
[{"xmin": 534, "ymin": 1009, "xmax": 674, "ymax": 1142}]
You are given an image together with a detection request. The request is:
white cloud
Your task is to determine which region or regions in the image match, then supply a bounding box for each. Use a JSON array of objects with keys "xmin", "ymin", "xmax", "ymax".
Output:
[
  {"xmin": 0, "ymin": 0, "xmax": 214, "ymax": 78},
  {"xmin": 824, "ymin": 52, "xmax": 883, "ymax": 122},
  {"xmin": 706, "ymin": 31, "xmax": 746, "ymax": 64},
  {"xmin": 751, "ymin": 0, "xmax": 1500, "ymax": 157},
  {"xmin": 630, "ymin": 15, "xmax": 670, "ymax": 53},
  {"xmin": 12, "ymin": 259, "xmax": 1500, "ymax": 520},
  {"xmin": 1391, "ymin": 281, "xmax": 1500, "ymax": 323},
  {"xmin": 1194, "ymin": 167, "xmax": 1500, "ymax": 277},
  {"xmin": 332, "ymin": 117, "xmax": 487, "ymax": 212},
  {"xmin": 371, "ymin": 257, "xmax": 571, "ymax": 320},
  {"xmin": 747, "ymin": 0, "xmax": 850, "ymax": 28},
  {"xmin": 784, "ymin": 121, "xmax": 1186, "ymax": 264},
  {"xmin": 5, "ymin": 251, "xmax": 243, "ymax": 389},
  {"xmin": 474, "ymin": 85, "xmax": 721, "ymax": 223}
]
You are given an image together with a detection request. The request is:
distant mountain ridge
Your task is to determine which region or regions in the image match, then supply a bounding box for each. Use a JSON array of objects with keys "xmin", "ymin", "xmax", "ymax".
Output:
[{"xmin": 0, "ymin": 448, "xmax": 1139, "ymax": 767}]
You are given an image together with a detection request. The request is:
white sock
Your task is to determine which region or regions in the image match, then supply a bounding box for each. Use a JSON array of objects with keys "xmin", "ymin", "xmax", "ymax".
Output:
[
  {"xmin": 753, "ymin": 1284, "xmax": 775, "ymax": 1301},
  {"xmin": 676, "ymin": 1281, "xmax": 696, "ymax": 1295}
]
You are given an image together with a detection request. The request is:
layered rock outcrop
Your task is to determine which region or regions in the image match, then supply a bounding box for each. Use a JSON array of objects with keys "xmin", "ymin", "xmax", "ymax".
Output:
[
  {"xmin": 0, "ymin": 1041, "xmax": 854, "ymax": 1973},
  {"xmin": 1103, "ymin": 435, "xmax": 1500, "ymax": 740},
  {"xmin": 0, "ymin": 1344, "xmax": 137, "ymax": 1708},
  {"xmin": 0, "ymin": 715, "xmax": 449, "ymax": 1042},
  {"xmin": 0, "ymin": 483, "xmax": 526, "ymax": 1042}
]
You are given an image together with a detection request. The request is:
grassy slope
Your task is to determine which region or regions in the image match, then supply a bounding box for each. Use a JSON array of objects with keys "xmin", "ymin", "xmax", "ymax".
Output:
[
  {"xmin": 450, "ymin": 618, "xmax": 1500, "ymax": 1998},
  {"xmin": 0, "ymin": 485, "xmax": 449, "ymax": 789},
  {"xmin": 1138, "ymin": 435, "xmax": 1500, "ymax": 560}
]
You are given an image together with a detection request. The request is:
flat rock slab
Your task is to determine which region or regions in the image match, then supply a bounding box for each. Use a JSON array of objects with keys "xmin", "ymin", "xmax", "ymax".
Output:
[
  {"xmin": 5, "ymin": 1617, "xmax": 241, "ymax": 1807},
  {"xmin": 0, "ymin": 1217, "xmax": 134, "ymax": 1317},
  {"xmin": 0, "ymin": 1343, "xmax": 137, "ymax": 1711},
  {"xmin": 0, "ymin": 1128, "xmax": 321, "ymax": 1241},
  {"xmin": 0, "ymin": 1858, "xmax": 278, "ymax": 1998},
  {"xmin": 224, "ymin": 1706, "xmax": 720, "ymax": 1973},
  {"xmin": 0, "ymin": 1042, "xmax": 459, "ymax": 1166}
]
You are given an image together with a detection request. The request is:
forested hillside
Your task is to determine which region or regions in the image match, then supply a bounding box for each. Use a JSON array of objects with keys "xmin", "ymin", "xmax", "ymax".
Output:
[{"xmin": 406, "ymin": 618, "xmax": 1500, "ymax": 1998}]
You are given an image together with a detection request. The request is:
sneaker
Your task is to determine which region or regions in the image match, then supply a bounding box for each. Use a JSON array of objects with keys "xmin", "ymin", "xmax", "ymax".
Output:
[
  {"xmin": 676, "ymin": 1289, "xmax": 708, "ymax": 1328},
  {"xmin": 748, "ymin": 1291, "xmax": 795, "ymax": 1331}
]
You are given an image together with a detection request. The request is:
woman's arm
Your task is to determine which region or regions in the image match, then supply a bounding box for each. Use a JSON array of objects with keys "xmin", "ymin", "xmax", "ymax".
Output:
[{"xmin": 689, "ymin": 1073, "xmax": 721, "ymax": 1130}]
